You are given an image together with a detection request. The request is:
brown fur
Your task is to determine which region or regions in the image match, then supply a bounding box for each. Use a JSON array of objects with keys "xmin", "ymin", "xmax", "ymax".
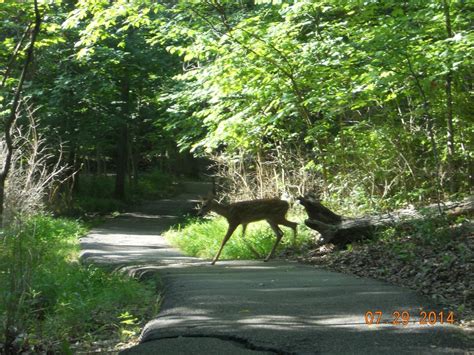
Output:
[{"xmin": 199, "ymin": 196, "xmax": 298, "ymax": 265}]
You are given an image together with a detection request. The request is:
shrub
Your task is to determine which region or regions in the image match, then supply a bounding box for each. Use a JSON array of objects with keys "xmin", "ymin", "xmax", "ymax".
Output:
[{"xmin": 0, "ymin": 215, "xmax": 158, "ymax": 353}]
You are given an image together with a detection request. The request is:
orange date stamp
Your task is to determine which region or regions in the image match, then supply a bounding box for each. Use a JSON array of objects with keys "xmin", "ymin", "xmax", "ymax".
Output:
[{"xmin": 364, "ymin": 310, "xmax": 455, "ymax": 326}]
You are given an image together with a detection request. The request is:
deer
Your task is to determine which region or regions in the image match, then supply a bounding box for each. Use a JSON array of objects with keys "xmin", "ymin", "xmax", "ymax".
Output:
[{"xmin": 198, "ymin": 193, "xmax": 298, "ymax": 265}]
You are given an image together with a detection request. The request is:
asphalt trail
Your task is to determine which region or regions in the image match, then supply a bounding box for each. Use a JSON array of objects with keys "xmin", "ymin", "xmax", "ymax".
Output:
[{"xmin": 80, "ymin": 182, "xmax": 473, "ymax": 354}]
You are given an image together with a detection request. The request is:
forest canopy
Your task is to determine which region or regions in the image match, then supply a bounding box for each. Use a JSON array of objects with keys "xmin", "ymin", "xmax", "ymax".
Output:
[{"xmin": 1, "ymin": 0, "xmax": 472, "ymax": 212}]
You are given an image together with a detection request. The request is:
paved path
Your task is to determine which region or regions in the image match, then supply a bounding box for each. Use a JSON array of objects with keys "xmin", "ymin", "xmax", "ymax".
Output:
[{"xmin": 80, "ymin": 182, "xmax": 473, "ymax": 354}]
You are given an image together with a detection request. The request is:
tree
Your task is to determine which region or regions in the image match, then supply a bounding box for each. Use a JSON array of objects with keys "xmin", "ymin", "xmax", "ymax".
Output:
[
  {"xmin": 154, "ymin": 0, "xmax": 473, "ymax": 205},
  {"xmin": 0, "ymin": 0, "xmax": 42, "ymax": 220}
]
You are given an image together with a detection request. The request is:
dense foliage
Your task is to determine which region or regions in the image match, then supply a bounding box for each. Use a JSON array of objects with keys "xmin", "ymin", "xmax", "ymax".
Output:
[
  {"xmin": 0, "ymin": 216, "xmax": 159, "ymax": 352},
  {"xmin": 158, "ymin": 0, "xmax": 473, "ymax": 207},
  {"xmin": 1, "ymin": 0, "xmax": 472, "ymax": 209}
]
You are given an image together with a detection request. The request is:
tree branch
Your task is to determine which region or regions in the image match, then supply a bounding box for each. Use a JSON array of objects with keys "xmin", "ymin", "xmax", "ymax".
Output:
[{"xmin": 0, "ymin": 23, "xmax": 32, "ymax": 88}]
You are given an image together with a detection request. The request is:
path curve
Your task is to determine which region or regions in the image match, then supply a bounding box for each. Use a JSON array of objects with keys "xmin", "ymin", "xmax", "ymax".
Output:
[{"xmin": 80, "ymin": 182, "xmax": 473, "ymax": 354}]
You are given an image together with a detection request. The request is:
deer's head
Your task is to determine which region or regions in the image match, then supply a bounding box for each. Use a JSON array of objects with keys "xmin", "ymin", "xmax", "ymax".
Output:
[{"xmin": 197, "ymin": 192, "xmax": 215, "ymax": 216}]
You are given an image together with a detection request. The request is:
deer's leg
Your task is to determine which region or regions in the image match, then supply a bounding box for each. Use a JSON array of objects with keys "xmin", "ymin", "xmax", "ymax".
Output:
[
  {"xmin": 280, "ymin": 219, "xmax": 298, "ymax": 245},
  {"xmin": 241, "ymin": 223, "xmax": 248, "ymax": 238},
  {"xmin": 240, "ymin": 223, "xmax": 261, "ymax": 258},
  {"xmin": 265, "ymin": 221, "xmax": 284, "ymax": 262},
  {"xmin": 211, "ymin": 223, "xmax": 238, "ymax": 265}
]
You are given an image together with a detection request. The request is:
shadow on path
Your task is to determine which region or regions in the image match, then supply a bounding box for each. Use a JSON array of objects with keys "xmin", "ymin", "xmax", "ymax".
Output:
[{"xmin": 80, "ymin": 181, "xmax": 473, "ymax": 354}]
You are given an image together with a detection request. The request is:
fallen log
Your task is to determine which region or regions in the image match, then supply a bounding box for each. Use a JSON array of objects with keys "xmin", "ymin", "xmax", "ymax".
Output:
[{"xmin": 297, "ymin": 195, "xmax": 474, "ymax": 246}]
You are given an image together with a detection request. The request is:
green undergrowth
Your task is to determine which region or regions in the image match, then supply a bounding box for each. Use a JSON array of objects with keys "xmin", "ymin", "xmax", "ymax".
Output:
[
  {"xmin": 165, "ymin": 212, "xmax": 314, "ymax": 261},
  {"xmin": 0, "ymin": 215, "xmax": 159, "ymax": 353},
  {"xmin": 65, "ymin": 169, "xmax": 179, "ymax": 215}
]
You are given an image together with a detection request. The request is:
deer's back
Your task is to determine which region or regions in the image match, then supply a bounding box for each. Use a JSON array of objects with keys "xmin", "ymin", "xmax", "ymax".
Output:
[{"xmin": 226, "ymin": 198, "xmax": 289, "ymax": 224}]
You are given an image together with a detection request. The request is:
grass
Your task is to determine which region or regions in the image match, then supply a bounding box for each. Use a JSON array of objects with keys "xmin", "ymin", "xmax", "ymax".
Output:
[
  {"xmin": 164, "ymin": 211, "xmax": 314, "ymax": 261},
  {"xmin": 0, "ymin": 215, "xmax": 159, "ymax": 353}
]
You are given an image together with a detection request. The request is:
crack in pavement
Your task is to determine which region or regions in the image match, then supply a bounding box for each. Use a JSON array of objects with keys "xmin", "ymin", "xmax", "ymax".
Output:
[
  {"xmin": 140, "ymin": 334, "xmax": 296, "ymax": 355},
  {"xmin": 80, "ymin": 181, "xmax": 473, "ymax": 354}
]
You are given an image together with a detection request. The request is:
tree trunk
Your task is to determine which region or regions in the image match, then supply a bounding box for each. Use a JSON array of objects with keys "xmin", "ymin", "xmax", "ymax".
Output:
[
  {"xmin": 405, "ymin": 55, "xmax": 443, "ymax": 208},
  {"xmin": 114, "ymin": 76, "xmax": 130, "ymax": 199},
  {"xmin": 67, "ymin": 144, "xmax": 80, "ymax": 194},
  {"xmin": 1, "ymin": 23, "xmax": 31, "ymax": 88},
  {"xmin": 96, "ymin": 145, "xmax": 102, "ymax": 175},
  {"xmin": 443, "ymin": 0, "xmax": 456, "ymax": 192},
  {"xmin": 131, "ymin": 142, "xmax": 139, "ymax": 189},
  {"xmin": 298, "ymin": 195, "xmax": 474, "ymax": 246},
  {"xmin": 0, "ymin": 1, "xmax": 41, "ymax": 220}
]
